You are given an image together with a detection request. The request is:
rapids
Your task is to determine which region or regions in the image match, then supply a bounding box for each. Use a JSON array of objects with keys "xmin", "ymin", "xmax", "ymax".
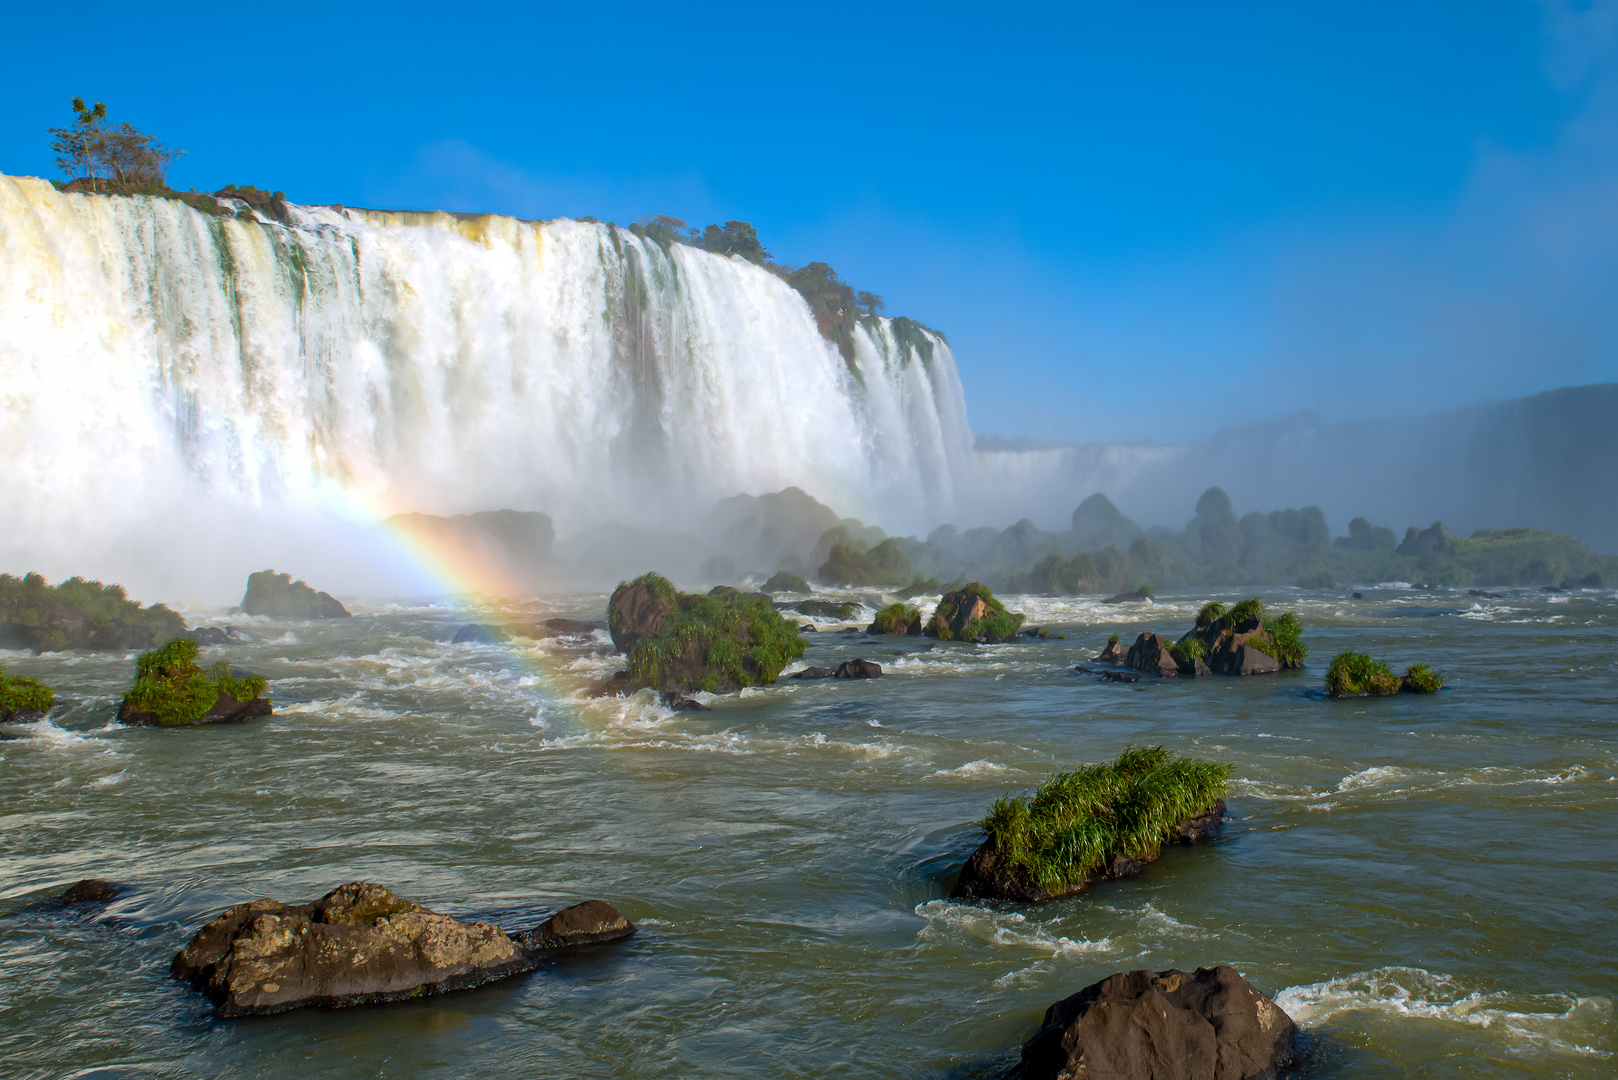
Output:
[{"xmin": 2, "ymin": 585, "xmax": 1614, "ymax": 1077}]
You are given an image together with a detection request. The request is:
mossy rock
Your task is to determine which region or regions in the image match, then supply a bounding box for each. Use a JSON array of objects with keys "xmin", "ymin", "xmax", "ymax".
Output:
[
  {"xmin": 1326, "ymin": 652, "xmax": 1444, "ymax": 698},
  {"xmin": 116, "ymin": 638, "xmax": 272, "ymax": 726},
  {"xmin": 606, "ymin": 573, "xmax": 807, "ymax": 694},
  {"xmin": 794, "ymin": 599, "xmax": 858, "ymax": 620},
  {"xmin": 868, "ymin": 603, "xmax": 922, "ymax": 635},
  {"xmin": 762, "ymin": 571, "xmax": 812, "ymax": 594},
  {"xmin": 924, "ymin": 583, "xmax": 1024, "ymax": 643}
]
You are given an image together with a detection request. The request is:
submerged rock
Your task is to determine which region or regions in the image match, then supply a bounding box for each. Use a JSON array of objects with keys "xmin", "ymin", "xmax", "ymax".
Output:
[
  {"xmin": 58, "ymin": 879, "xmax": 120, "ymax": 904},
  {"xmin": 834, "ymin": 659, "xmax": 883, "ymax": 679},
  {"xmin": 665, "ymin": 691, "xmax": 711, "ymax": 712},
  {"xmin": 790, "ymin": 666, "xmax": 837, "ymax": 680},
  {"xmin": 183, "ymin": 625, "xmax": 250, "ymax": 646},
  {"xmin": 241, "ymin": 571, "xmax": 350, "ymax": 620},
  {"xmin": 1006, "ymin": 965, "xmax": 1299, "ymax": 1080},
  {"xmin": 1105, "ymin": 588, "xmax": 1153, "ymax": 604},
  {"xmin": 171, "ymin": 881, "xmax": 635, "ymax": 1018},
  {"xmin": 452, "ymin": 623, "xmax": 509, "ymax": 645},
  {"xmin": 543, "ymin": 618, "xmax": 604, "ymax": 637}
]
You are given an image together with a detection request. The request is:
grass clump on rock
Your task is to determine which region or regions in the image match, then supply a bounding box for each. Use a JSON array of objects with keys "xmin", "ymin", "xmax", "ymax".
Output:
[
  {"xmin": 925, "ymin": 582, "xmax": 1025, "ymax": 643},
  {"xmin": 0, "ymin": 664, "xmax": 55, "ymax": 720},
  {"xmin": 1326, "ymin": 652, "xmax": 1444, "ymax": 698},
  {"xmin": 869, "ymin": 602, "xmax": 923, "ymax": 635},
  {"xmin": 956, "ymin": 746, "xmax": 1230, "ymax": 901},
  {"xmin": 118, "ymin": 638, "xmax": 269, "ymax": 726},
  {"xmin": 610, "ymin": 573, "xmax": 807, "ymax": 694}
]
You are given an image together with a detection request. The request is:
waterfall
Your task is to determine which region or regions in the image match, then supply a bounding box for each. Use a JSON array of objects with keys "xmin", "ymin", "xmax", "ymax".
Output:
[{"xmin": 0, "ymin": 175, "xmax": 974, "ymax": 596}]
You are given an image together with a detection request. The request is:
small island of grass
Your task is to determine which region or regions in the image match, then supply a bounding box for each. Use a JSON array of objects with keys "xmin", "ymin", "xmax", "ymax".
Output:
[
  {"xmin": 116, "ymin": 638, "xmax": 272, "ymax": 726},
  {"xmin": 0, "ymin": 664, "xmax": 55, "ymax": 722},
  {"xmin": 1326, "ymin": 652, "xmax": 1445, "ymax": 698},
  {"xmin": 868, "ymin": 602, "xmax": 923, "ymax": 635},
  {"xmin": 952, "ymin": 746, "xmax": 1230, "ymax": 903}
]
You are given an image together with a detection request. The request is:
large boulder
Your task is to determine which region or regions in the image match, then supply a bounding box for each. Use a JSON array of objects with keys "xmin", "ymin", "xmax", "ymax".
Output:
[
  {"xmin": 953, "ymin": 802, "xmax": 1224, "ymax": 903},
  {"xmin": 1125, "ymin": 632, "xmax": 1181, "ymax": 677},
  {"xmin": 835, "ymin": 659, "xmax": 883, "ymax": 679},
  {"xmin": 607, "ymin": 577, "xmax": 674, "ymax": 653},
  {"xmin": 171, "ymin": 881, "xmax": 634, "ymax": 1017},
  {"xmin": 1007, "ymin": 965, "xmax": 1299, "ymax": 1080},
  {"xmin": 241, "ymin": 571, "xmax": 350, "ymax": 619},
  {"xmin": 925, "ymin": 584, "xmax": 1025, "ymax": 643}
]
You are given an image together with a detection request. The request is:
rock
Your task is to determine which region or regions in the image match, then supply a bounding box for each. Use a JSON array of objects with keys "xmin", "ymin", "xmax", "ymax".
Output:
[
  {"xmin": 1006, "ymin": 965, "xmax": 1299, "ymax": 1080},
  {"xmin": 58, "ymin": 879, "xmax": 119, "ymax": 904},
  {"xmin": 1227, "ymin": 644, "xmax": 1280, "ymax": 675},
  {"xmin": 953, "ymin": 803, "xmax": 1223, "ymax": 903},
  {"xmin": 1021, "ymin": 627, "xmax": 1050, "ymax": 638},
  {"xmin": 543, "ymin": 618, "xmax": 604, "ymax": 637},
  {"xmin": 665, "ymin": 691, "xmax": 710, "ymax": 711},
  {"xmin": 241, "ymin": 571, "xmax": 350, "ymax": 619},
  {"xmin": 868, "ymin": 603, "xmax": 924, "ymax": 635},
  {"xmin": 183, "ymin": 625, "xmax": 249, "ymax": 646},
  {"xmin": 762, "ymin": 571, "xmax": 812, "ymax": 594},
  {"xmin": 1467, "ymin": 590, "xmax": 1502, "ymax": 599},
  {"xmin": 791, "ymin": 667, "xmax": 837, "ymax": 679},
  {"xmin": 118, "ymin": 689, "xmax": 273, "ymax": 727},
  {"xmin": 171, "ymin": 881, "xmax": 634, "ymax": 1017},
  {"xmin": 607, "ymin": 579, "xmax": 674, "ymax": 653},
  {"xmin": 1124, "ymin": 633, "xmax": 1180, "ymax": 677},
  {"xmin": 835, "ymin": 659, "xmax": 883, "ymax": 679},
  {"xmin": 1541, "ymin": 585, "xmax": 1567, "ymax": 593},
  {"xmin": 1097, "ymin": 639, "xmax": 1127, "ymax": 663},
  {"xmin": 1105, "ymin": 589, "xmax": 1152, "ymax": 604},
  {"xmin": 801, "ymin": 624, "xmax": 817, "ymax": 632},
  {"xmin": 452, "ymin": 623, "xmax": 508, "ymax": 645},
  {"xmin": 1100, "ymin": 670, "xmax": 1142, "ymax": 683},
  {"xmin": 796, "ymin": 599, "xmax": 858, "ymax": 620},
  {"xmin": 926, "ymin": 584, "xmax": 1025, "ymax": 643},
  {"xmin": 1202, "ymin": 616, "xmax": 1265, "ymax": 675}
]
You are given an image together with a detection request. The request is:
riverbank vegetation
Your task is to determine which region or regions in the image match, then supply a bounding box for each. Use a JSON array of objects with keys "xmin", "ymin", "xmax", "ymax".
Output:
[
  {"xmin": 0, "ymin": 573, "xmax": 185, "ymax": 652},
  {"xmin": 980, "ymin": 746, "xmax": 1230, "ymax": 893}
]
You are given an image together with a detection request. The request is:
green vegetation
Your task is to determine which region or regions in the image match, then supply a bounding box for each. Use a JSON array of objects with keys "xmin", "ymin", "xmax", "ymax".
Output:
[
  {"xmin": 762, "ymin": 571, "xmax": 812, "ymax": 594},
  {"xmin": 122, "ymin": 638, "xmax": 267, "ymax": 726},
  {"xmin": 925, "ymin": 582, "xmax": 1025, "ymax": 642},
  {"xmin": 623, "ymin": 581, "xmax": 807, "ymax": 694},
  {"xmin": 1195, "ymin": 601, "xmax": 1228, "ymax": 625},
  {"xmin": 870, "ymin": 603, "xmax": 921, "ymax": 634},
  {"xmin": 980, "ymin": 746, "xmax": 1230, "ymax": 893},
  {"xmin": 1198, "ymin": 597, "xmax": 1307, "ymax": 668},
  {"xmin": 1107, "ymin": 633, "xmax": 1120, "ymax": 644},
  {"xmin": 1403, "ymin": 663, "xmax": 1445, "ymax": 693},
  {"xmin": 48, "ymin": 97, "xmax": 181, "ymax": 194},
  {"xmin": 818, "ymin": 536, "xmax": 914, "ymax": 587},
  {"xmin": 1325, "ymin": 652, "xmax": 1401, "ymax": 698},
  {"xmin": 0, "ymin": 664, "xmax": 55, "ymax": 718},
  {"xmin": 0, "ymin": 572, "xmax": 184, "ymax": 652},
  {"xmin": 1166, "ymin": 636, "xmax": 1205, "ymax": 668}
]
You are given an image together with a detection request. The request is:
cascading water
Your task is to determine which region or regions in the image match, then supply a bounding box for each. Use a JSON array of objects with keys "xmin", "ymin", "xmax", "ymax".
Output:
[{"xmin": 0, "ymin": 175, "xmax": 974, "ymax": 596}]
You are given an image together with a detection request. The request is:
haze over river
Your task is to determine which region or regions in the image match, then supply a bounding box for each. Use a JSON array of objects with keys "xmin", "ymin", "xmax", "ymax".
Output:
[{"xmin": 2, "ymin": 587, "xmax": 1613, "ymax": 1078}]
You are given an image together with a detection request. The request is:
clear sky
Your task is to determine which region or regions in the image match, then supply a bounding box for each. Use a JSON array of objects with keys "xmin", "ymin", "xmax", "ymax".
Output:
[{"xmin": 4, "ymin": 0, "xmax": 1615, "ymax": 444}]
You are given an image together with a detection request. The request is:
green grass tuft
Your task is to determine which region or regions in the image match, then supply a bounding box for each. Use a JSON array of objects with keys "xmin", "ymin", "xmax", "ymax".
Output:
[
  {"xmin": 1325, "ymin": 652, "xmax": 1401, "ymax": 698},
  {"xmin": 870, "ymin": 603, "xmax": 920, "ymax": 634},
  {"xmin": 1167, "ymin": 636, "xmax": 1205, "ymax": 666},
  {"xmin": 1195, "ymin": 601, "xmax": 1227, "ymax": 625},
  {"xmin": 0, "ymin": 664, "xmax": 55, "ymax": 715},
  {"xmin": 981, "ymin": 746, "xmax": 1230, "ymax": 893},
  {"xmin": 1403, "ymin": 663, "xmax": 1445, "ymax": 693},
  {"xmin": 123, "ymin": 638, "xmax": 267, "ymax": 725}
]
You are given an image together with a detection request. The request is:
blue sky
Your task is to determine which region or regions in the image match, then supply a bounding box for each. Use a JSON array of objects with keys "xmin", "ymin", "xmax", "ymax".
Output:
[{"xmin": 4, "ymin": 0, "xmax": 1616, "ymax": 443}]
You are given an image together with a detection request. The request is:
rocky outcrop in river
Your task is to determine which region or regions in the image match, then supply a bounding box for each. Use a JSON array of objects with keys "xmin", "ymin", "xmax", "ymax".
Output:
[
  {"xmin": 1005, "ymin": 965, "xmax": 1299, "ymax": 1080},
  {"xmin": 172, "ymin": 881, "xmax": 635, "ymax": 1017},
  {"xmin": 241, "ymin": 571, "xmax": 350, "ymax": 619}
]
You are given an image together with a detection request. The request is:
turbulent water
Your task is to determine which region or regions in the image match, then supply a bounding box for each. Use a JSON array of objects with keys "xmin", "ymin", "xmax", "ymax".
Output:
[
  {"xmin": 0, "ymin": 176, "xmax": 972, "ymax": 595},
  {"xmin": 3, "ymin": 587, "xmax": 1613, "ymax": 1078}
]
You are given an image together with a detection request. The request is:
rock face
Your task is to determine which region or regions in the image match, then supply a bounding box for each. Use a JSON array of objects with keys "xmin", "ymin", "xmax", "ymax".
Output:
[
  {"xmin": 835, "ymin": 659, "xmax": 883, "ymax": 679},
  {"xmin": 171, "ymin": 882, "xmax": 635, "ymax": 1018},
  {"xmin": 452, "ymin": 623, "xmax": 509, "ymax": 645},
  {"xmin": 926, "ymin": 584, "xmax": 1025, "ymax": 643},
  {"xmin": 1007, "ymin": 965, "xmax": 1298, "ymax": 1080},
  {"xmin": 1201, "ymin": 615, "xmax": 1272, "ymax": 675},
  {"xmin": 241, "ymin": 571, "xmax": 350, "ymax": 619},
  {"xmin": 118, "ymin": 689, "xmax": 273, "ymax": 727},
  {"xmin": 607, "ymin": 580, "xmax": 673, "ymax": 653},
  {"xmin": 1125, "ymin": 632, "xmax": 1181, "ymax": 677},
  {"xmin": 953, "ymin": 803, "xmax": 1225, "ymax": 904}
]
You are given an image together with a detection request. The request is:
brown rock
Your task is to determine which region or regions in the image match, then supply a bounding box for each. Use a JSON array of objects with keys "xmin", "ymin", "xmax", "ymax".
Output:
[
  {"xmin": 607, "ymin": 581, "xmax": 673, "ymax": 653},
  {"xmin": 835, "ymin": 659, "xmax": 883, "ymax": 679},
  {"xmin": 790, "ymin": 666, "xmax": 837, "ymax": 679},
  {"xmin": 1097, "ymin": 639, "xmax": 1127, "ymax": 663},
  {"xmin": 1125, "ymin": 632, "xmax": 1181, "ymax": 677},
  {"xmin": 1008, "ymin": 965, "xmax": 1298, "ymax": 1080},
  {"xmin": 116, "ymin": 689, "xmax": 273, "ymax": 727},
  {"xmin": 171, "ymin": 881, "xmax": 635, "ymax": 1017}
]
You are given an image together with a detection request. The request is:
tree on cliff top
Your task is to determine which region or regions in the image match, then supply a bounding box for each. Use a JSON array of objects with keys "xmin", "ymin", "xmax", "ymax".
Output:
[{"xmin": 48, "ymin": 97, "xmax": 182, "ymax": 194}]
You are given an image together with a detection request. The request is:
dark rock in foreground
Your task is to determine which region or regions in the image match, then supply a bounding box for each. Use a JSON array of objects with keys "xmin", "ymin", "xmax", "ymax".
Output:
[
  {"xmin": 452, "ymin": 623, "xmax": 509, "ymax": 645},
  {"xmin": 1125, "ymin": 632, "xmax": 1182, "ymax": 677},
  {"xmin": 1006, "ymin": 965, "xmax": 1298, "ymax": 1080},
  {"xmin": 172, "ymin": 881, "xmax": 634, "ymax": 1018},
  {"xmin": 953, "ymin": 802, "xmax": 1225, "ymax": 903},
  {"xmin": 58, "ymin": 879, "xmax": 120, "ymax": 904},
  {"xmin": 665, "ymin": 691, "xmax": 711, "ymax": 711},
  {"xmin": 241, "ymin": 571, "xmax": 350, "ymax": 619},
  {"xmin": 835, "ymin": 659, "xmax": 883, "ymax": 679},
  {"xmin": 791, "ymin": 666, "xmax": 837, "ymax": 680}
]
